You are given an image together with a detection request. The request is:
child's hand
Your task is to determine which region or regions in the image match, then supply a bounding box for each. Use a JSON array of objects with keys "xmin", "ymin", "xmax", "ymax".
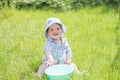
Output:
[
  {"xmin": 65, "ymin": 58, "xmax": 71, "ymax": 65},
  {"xmin": 44, "ymin": 51, "xmax": 54, "ymax": 66},
  {"xmin": 45, "ymin": 55, "xmax": 54, "ymax": 66}
]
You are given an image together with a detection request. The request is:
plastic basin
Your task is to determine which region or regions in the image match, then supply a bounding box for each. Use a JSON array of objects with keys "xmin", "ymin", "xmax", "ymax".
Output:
[{"xmin": 44, "ymin": 64, "xmax": 74, "ymax": 80}]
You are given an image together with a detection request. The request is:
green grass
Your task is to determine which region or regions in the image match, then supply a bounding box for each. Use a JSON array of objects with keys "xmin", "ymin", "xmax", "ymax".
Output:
[{"xmin": 0, "ymin": 6, "xmax": 119, "ymax": 80}]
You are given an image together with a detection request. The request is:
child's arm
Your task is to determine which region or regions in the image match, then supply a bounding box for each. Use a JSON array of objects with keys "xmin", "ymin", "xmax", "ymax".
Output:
[
  {"xmin": 65, "ymin": 58, "xmax": 71, "ymax": 65},
  {"xmin": 64, "ymin": 38, "xmax": 72, "ymax": 64},
  {"xmin": 44, "ymin": 50, "xmax": 54, "ymax": 66}
]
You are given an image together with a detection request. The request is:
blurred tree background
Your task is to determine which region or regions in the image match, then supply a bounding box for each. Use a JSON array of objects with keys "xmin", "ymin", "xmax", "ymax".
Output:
[{"xmin": 0, "ymin": 0, "xmax": 119, "ymax": 11}]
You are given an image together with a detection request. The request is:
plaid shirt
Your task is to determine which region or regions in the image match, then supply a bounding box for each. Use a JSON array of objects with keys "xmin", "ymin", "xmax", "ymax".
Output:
[{"xmin": 43, "ymin": 38, "xmax": 72, "ymax": 64}]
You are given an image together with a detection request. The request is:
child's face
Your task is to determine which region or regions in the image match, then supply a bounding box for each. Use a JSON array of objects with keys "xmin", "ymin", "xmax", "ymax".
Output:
[{"xmin": 47, "ymin": 23, "xmax": 62, "ymax": 41}]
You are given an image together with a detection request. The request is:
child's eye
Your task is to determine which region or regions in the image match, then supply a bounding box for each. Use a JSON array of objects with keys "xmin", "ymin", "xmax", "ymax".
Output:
[
  {"xmin": 50, "ymin": 29, "xmax": 53, "ymax": 31},
  {"xmin": 57, "ymin": 28, "xmax": 60, "ymax": 30}
]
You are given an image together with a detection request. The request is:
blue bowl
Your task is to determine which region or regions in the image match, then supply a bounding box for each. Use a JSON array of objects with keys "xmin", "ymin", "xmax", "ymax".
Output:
[{"xmin": 44, "ymin": 64, "xmax": 74, "ymax": 80}]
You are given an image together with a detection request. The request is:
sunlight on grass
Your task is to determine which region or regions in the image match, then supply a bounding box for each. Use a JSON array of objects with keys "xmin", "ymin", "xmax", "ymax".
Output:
[{"xmin": 0, "ymin": 6, "xmax": 119, "ymax": 80}]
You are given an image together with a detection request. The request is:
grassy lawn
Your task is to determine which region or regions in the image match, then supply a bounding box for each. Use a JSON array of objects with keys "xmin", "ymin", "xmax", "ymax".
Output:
[{"xmin": 0, "ymin": 6, "xmax": 119, "ymax": 80}]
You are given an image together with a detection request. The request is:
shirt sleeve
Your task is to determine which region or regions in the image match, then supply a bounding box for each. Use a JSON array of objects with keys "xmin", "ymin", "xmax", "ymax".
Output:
[
  {"xmin": 64, "ymin": 38, "xmax": 72, "ymax": 58},
  {"xmin": 44, "ymin": 41, "xmax": 52, "ymax": 54}
]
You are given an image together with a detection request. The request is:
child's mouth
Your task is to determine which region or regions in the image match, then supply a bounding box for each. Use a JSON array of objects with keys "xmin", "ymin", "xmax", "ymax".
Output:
[{"xmin": 53, "ymin": 34, "xmax": 58, "ymax": 36}]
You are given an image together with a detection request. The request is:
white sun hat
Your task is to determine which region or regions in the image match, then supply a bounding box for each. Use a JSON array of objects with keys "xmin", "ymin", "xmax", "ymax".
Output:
[{"xmin": 45, "ymin": 17, "xmax": 66, "ymax": 38}]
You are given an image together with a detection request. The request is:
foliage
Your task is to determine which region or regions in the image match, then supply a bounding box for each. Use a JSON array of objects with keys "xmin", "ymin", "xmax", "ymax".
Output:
[
  {"xmin": 0, "ymin": 0, "xmax": 119, "ymax": 11},
  {"xmin": 15, "ymin": 0, "xmax": 66, "ymax": 11},
  {"xmin": 15, "ymin": 1, "xmax": 35, "ymax": 9},
  {"xmin": 0, "ymin": 0, "xmax": 13, "ymax": 8}
]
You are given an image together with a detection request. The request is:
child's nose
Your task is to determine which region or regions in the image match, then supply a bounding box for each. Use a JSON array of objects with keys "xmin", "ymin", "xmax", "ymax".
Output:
[{"xmin": 53, "ymin": 30, "xmax": 58, "ymax": 33}]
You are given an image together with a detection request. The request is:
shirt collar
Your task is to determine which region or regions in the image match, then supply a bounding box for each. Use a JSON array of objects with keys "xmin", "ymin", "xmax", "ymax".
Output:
[{"xmin": 47, "ymin": 37, "xmax": 64, "ymax": 44}]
